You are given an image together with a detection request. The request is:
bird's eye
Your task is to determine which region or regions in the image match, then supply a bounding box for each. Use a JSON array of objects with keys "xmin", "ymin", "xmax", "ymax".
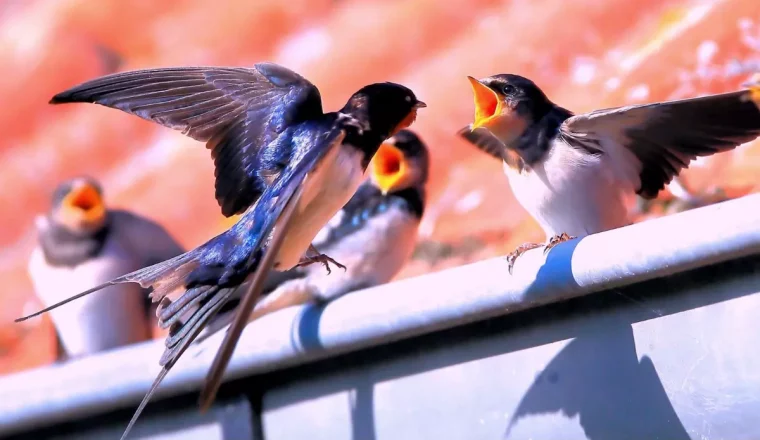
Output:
[
  {"xmin": 502, "ymin": 84, "xmax": 516, "ymax": 95},
  {"xmin": 405, "ymin": 95, "xmax": 412, "ymax": 103}
]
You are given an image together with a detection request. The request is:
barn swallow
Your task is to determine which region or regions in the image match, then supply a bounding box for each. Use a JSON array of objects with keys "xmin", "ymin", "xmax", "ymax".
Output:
[
  {"xmin": 16, "ymin": 63, "xmax": 424, "ymax": 439},
  {"xmin": 198, "ymin": 129, "xmax": 429, "ymax": 336},
  {"xmin": 459, "ymin": 74, "xmax": 760, "ymax": 273},
  {"xmin": 28, "ymin": 177, "xmax": 184, "ymax": 359}
]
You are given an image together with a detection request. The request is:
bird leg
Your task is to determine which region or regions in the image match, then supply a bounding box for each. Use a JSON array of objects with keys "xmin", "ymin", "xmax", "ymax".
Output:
[
  {"xmin": 543, "ymin": 232, "xmax": 575, "ymax": 255},
  {"xmin": 506, "ymin": 242, "xmax": 544, "ymax": 275},
  {"xmin": 506, "ymin": 232, "xmax": 577, "ymax": 275},
  {"xmin": 296, "ymin": 244, "xmax": 347, "ymax": 274}
]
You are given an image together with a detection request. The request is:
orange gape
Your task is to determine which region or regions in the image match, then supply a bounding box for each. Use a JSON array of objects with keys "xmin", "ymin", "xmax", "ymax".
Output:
[
  {"xmin": 372, "ymin": 142, "xmax": 408, "ymax": 194},
  {"xmin": 61, "ymin": 184, "xmax": 106, "ymax": 228},
  {"xmin": 468, "ymin": 76, "xmax": 500, "ymax": 127}
]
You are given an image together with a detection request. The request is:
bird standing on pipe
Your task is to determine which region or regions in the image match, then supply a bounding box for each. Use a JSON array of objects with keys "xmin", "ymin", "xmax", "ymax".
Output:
[
  {"xmin": 459, "ymin": 74, "xmax": 760, "ymax": 273},
  {"xmin": 201, "ymin": 129, "xmax": 431, "ymax": 336},
  {"xmin": 28, "ymin": 176, "xmax": 184, "ymax": 359},
  {"xmin": 16, "ymin": 62, "xmax": 425, "ymax": 440}
]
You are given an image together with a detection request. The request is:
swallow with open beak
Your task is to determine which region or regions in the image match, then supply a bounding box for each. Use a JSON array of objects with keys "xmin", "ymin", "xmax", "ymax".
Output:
[
  {"xmin": 459, "ymin": 74, "xmax": 760, "ymax": 273},
  {"xmin": 28, "ymin": 176, "xmax": 184, "ymax": 359},
  {"xmin": 199, "ymin": 129, "xmax": 429, "ymax": 336},
  {"xmin": 16, "ymin": 63, "xmax": 425, "ymax": 439}
]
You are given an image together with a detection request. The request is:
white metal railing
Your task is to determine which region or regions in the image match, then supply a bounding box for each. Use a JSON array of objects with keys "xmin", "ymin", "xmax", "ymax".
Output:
[{"xmin": 1, "ymin": 193, "xmax": 759, "ymax": 437}]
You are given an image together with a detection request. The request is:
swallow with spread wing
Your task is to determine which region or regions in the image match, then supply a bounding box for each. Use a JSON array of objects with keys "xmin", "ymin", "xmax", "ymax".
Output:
[
  {"xmin": 200, "ymin": 129, "xmax": 430, "ymax": 335},
  {"xmin": 28, "ymin": 176, "xmax": 184, "ymax": 359},
  {"xmin": 459, "ymin": 74, "xmax": 760, "ymax": 273},
  {"xmin": 16, "ymin": 62, "xmax": 425, "ymax": 439}
]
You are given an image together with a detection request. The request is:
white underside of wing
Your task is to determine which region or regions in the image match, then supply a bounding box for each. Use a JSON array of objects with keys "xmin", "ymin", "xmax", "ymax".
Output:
[{"xmin": 274, "ymin": 142, "xmax": 366, "ymax": 270}]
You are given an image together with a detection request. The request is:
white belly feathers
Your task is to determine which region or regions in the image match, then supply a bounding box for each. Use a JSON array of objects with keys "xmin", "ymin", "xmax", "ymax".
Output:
[
  {"xmin": 28, "ymin": 237, "xmax": 151, "ymax": 357},
  {"xmin": 274, "ymin": 143, "xmax": 366, "ymax": 270},
  {"xmin": 504, "ymin": 139, "xmax": 633, "ymax": 239}
]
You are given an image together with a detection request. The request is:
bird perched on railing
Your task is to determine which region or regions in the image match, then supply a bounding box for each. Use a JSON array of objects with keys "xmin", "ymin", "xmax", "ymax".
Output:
[
  {"xmin": 200, "ymin": 129, "xmax": 430, "ymax": 337},
  {"xmin": 28, "ymin": 176, "xmax": 184, "ymax": 360},
  {"xmin": 16, "ymin": 62, "xmax": 424, "ymax": 440},
  {"xmin": 459, "ymin": 74, "xmax": 760, "ymax": 273}
]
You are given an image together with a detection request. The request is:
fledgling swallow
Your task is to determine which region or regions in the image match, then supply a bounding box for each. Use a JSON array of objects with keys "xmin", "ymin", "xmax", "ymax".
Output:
[
  {"xmin": 199, "ymin": 129, "xmax": 429, "ymax": 336},
  {"xmin": 16, "ymin": 62, "xmax": 424, "ymax": 439},
  {"xmin": 27, "ymin": 177, "xmax": 184, "ymax": 359},
  {"xmin": 459, "ymin": 74, "xmax": 760, "ymax": 273}
]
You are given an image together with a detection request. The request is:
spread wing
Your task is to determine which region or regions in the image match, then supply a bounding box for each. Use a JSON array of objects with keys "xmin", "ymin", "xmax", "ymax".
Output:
[
  {"xmin": 50, "ymin": 63, "xmax": 324, "ymax": 216},
  {"xmin": 195, "ymin": 124, "xmax": 347, "ymax": 412},
  {"xmin": 193, "ymin": 182, "xmax": 381, "ymax": 338},
  {"xmin": 457, "ymin": 125, "xmax": 510, "ymax": 161},
  {"xmin": 115, "ymin": 124, "xmax": 347, "ymax": 440},
  {"xmin": 560, "ymin": 90, "xmax": 760, "ymax": 198},
  {"xmin": 457, "ymin": 125, "xmax": 527, "ymax": 170},
  {"xmin": 200, "ymin": 182, "xmax": 392, "ymax": 330}
]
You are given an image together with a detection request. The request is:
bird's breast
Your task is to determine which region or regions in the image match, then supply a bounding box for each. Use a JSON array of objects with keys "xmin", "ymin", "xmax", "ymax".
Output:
[
  {"xmin": 27, "ymin": 237, "xmax": 151, "ymax": 356},
  {"xmin": 504, "ymin": 139, "xmax": 632, "ymax": 239},
  {"xmin": 274, "ymin": 143, "xmax": 366, "ymax": 270},
  {"xmin": 309, "ymin": 204, "xmax": 420, "ymax": 300},
  {"xmin": 270, "ymin": 204, "xmax": 420, "ymax": 304}
]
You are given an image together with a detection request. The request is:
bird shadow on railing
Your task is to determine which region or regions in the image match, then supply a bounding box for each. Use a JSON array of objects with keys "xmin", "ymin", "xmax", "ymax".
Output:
[
  {"xmin": 505, "ymin": 239, "xmax": 760, "ymax": 440},
  {"xmin": 262, "ymin": 236, "xmax": 759, "ymax": 440}
]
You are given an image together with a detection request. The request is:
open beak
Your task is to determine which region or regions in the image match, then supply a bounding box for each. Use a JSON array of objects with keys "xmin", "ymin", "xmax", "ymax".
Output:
[
  {"xmin": 372, "ymin": 142, "xmax": 407, "ymax": 195},
  {"xmin": 62, "ymin": 182, "xmax": 106, "ymax": 225},
  {"xmin": 467, "ymin": 76, "xmax": 503, "ymax": 130}
]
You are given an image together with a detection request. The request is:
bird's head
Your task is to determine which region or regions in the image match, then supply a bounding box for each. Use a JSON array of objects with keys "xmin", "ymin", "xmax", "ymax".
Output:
[
  {"xmin": 466, "ymin": 74, "xmax": 552, "ymax": 146},
  {"xmin": 343, "ymin": 82, "xmax": 426, "ymax": 140},
  {"xmin": 50, "ymin": 176, "xmax": 108, "ymax": 234},
  {"xmin": 370, "ymin": 129, "xmax": 429, "ymax": 195}
]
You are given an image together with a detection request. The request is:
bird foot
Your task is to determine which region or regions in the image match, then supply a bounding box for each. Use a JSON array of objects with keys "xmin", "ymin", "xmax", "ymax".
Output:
[
  {"xmin": 297, "ymin": 253, "xmax": 347, "ymax": 275},
  {"xmin": 543, "ymin": 232, "xmax": 575, "ymax": 255},
  {"xmin": 506, "ymin": 242, "xmax": 544, "ymax": 275}
]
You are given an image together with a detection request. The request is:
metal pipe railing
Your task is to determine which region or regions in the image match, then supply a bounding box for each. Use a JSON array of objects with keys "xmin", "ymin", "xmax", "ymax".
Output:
[{"xmin": 1, "ymin": 193, "xmax": 759, "ymax": 436}]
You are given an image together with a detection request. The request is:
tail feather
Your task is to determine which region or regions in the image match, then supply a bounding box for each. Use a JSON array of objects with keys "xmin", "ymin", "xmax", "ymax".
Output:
[
  {"xmin": 119, "ymin": 284, "xmax": 234, "ymax": 440},
  {"xmin": 160, "ymin": 285, "xmax": 238, "ymax": 365},
  {"xmin": 156, "ymin": 283, "xmax": 218, "ymax": 330},
  {"xmin": 15, "ymin": 251, "xmax": 200, "ymax": 323}
]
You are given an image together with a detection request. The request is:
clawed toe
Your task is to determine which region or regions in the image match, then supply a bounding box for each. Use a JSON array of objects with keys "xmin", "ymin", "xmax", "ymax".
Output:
[
  {"xmin": 543, "ymin": 232, "xmax": 576, "ymax": 255},
  {"xmin": 506, "ymin": 242, "xmax": 544, "ymax": 275},
  {"xmin": 320, "ymin": 254, "xmax": 347, "ymax": 274},
  {"xmin": 297, "ymin": 253, "xmax": 346, "ymax": 275},
  {"xmin": 506, "ymin": 233, "xmax": 577, "ymax": 274}
]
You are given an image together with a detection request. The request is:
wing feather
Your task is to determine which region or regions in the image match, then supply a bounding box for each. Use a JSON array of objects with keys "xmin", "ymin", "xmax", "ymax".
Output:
[
  {"xmin": 561, "ymin": 90, "xmax": 760, "ymax": 198},
  {"xmin": 50, "ymin": 63, "xmax": 324, "ymax": 215}
]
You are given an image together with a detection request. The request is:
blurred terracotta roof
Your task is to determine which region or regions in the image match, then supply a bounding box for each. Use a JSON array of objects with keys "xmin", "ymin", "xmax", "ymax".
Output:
[{"xmin": 0, "ymin": 0, "xmax": 758, "ymax": 374}]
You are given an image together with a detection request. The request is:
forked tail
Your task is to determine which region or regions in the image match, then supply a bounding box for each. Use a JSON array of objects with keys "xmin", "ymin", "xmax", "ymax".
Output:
[{"xmin": 15, "ymin": 250, "xmax": 201, "ymax": 322}]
